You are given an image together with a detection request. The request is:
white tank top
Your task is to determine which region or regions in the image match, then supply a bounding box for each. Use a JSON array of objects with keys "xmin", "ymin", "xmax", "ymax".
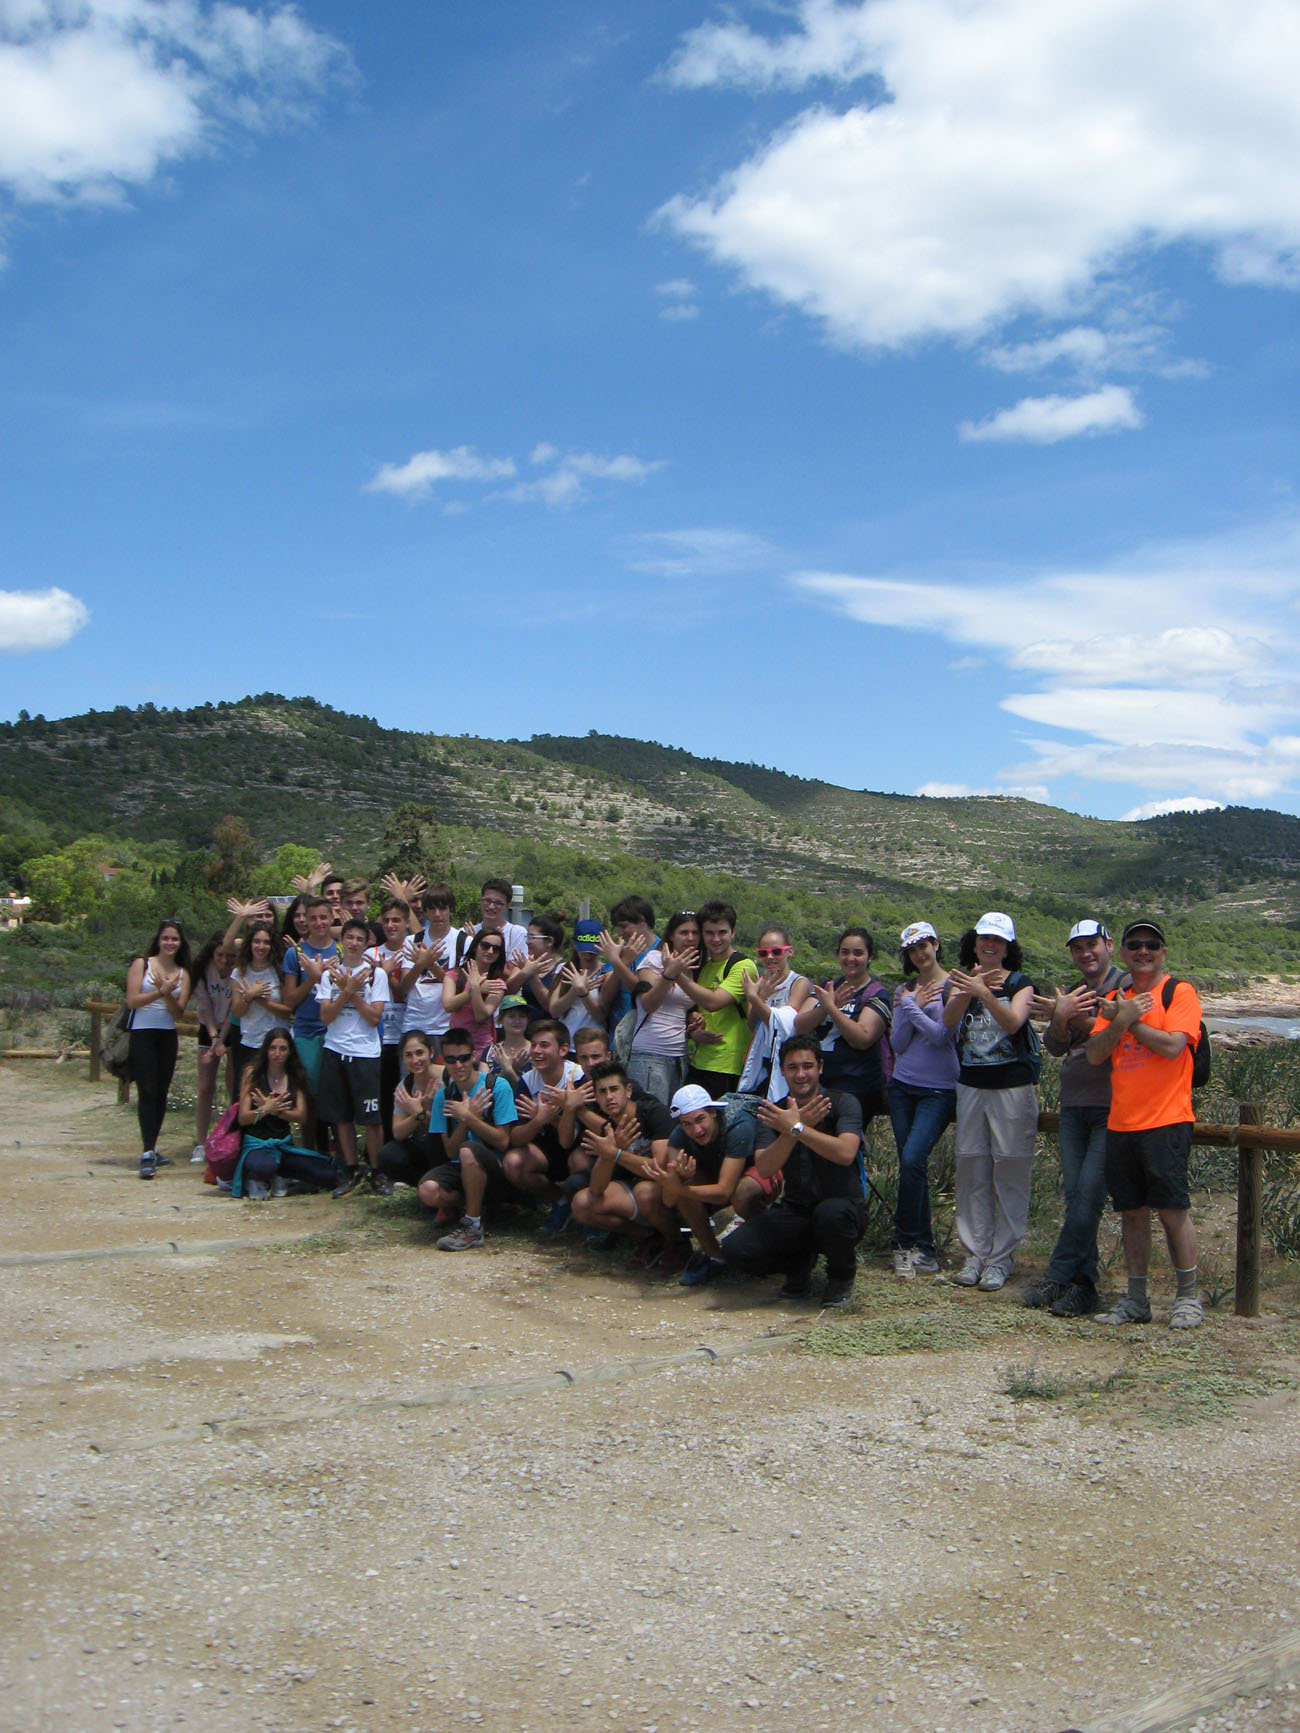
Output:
[{"xmin": 131, "ymin": 960, "xmax": 185, "ymax": 1031}]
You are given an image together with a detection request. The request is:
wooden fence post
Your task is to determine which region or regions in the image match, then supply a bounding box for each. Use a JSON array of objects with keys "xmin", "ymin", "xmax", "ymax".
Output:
[
  {"xmin": 1235, "ymin": 1101, "xmax": 1263, "ymax": 1318},
  {"xmin": 88, "ymin": 1008, "xmax": 102, "ymax": 1082}
]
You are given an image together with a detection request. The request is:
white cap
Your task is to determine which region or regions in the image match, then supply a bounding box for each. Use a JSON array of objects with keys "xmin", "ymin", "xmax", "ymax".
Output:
[
  {"xmin": 1066, "ymin": 919, "xmax": 1110, "ymax": 945},
  {"xmin": 900, "ymin": 921, "xmax": 938, "ymax": 950},
  {"xmin": 975, "ymin": 911, "xmax": 1016, "ymax": 942},
  {"xmin": 670, "ymin": 1084, "xmax": 724, "ymax": 1118}
]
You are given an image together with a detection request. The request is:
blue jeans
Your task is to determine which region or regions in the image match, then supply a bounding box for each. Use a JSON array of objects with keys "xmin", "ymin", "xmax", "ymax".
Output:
[
  {"xmin": 887, "ymin": 1080, "xmax": 955, "ymax": 1256},
  {"xmin": 1047, "ymin": 1103, "xmax": 1110, "ymax": 1289}
]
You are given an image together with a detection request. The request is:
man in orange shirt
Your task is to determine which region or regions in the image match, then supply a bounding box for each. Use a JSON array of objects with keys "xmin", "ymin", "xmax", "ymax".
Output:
[{"xmin": 1086, "ymin": 920, "xmax": 1203, "ymax": 1329}]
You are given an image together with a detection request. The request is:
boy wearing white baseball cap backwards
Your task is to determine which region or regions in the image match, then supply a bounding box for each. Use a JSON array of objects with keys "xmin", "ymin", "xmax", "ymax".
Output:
[
  {"xmin": 1024, "ymin": 920, "xmax": 1122, "ymax": 1317},
  {"xmin": 640, "ymin": 1084, "xmax": 756, "ymax": 1284}
]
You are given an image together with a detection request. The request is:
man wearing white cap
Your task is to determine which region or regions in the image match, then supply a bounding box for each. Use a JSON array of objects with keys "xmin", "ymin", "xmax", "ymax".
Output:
[{"xmin": 1024, "ymin": 921, "xmax": 1123, "ymax": 1316}]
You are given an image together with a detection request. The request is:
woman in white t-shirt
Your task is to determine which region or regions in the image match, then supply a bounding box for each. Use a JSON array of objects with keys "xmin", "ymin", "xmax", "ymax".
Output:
[
  {"xmin": 231, "ymin": 922, "xmax": 289, "ymax": 1081},
  {"xmin": 629, "ymin": 910, "xmax": 701, "ymax": 1105}
]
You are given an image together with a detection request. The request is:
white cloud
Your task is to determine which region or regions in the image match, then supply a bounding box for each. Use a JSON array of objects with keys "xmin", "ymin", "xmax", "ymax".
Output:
[
  {"xmin": 796, "ymin": 515, "xmax": 1300, "ymax": 805},
  {"xmin": 0, "ymin": 585, "xmax": 89, "ymax": 651},
  {"xmin": 656, "ymin": 279, "xmax": 695, "ymax": 299},
  {"xmin": 916, "ymin": 780, "xmax": 1049, "ymax": 802},
  {"xmin": 0, "ymin": 1, "xmax": 349, "ymax": 205},
  {"xmin": 505, "ymin": 449, "xmax": 665, "ymax": 508},
  {"xmin": 367, "ymin": 442, "xmax": 663, "ymax": 509},
  {"xmin": 660, "ymin": 302, "xmax": 700, "ymax": 322},
  {"xmin": 1122, "ymin": 796, "xmax": 1225, "ymax": 821},
  {"xmin": 660, "ymin": 0, "xmax": 1300, "ymax": 351},
  {"xmin": 958, "ymin": 385, "xmax": 1143, "ymax": 444},
  {"xmin": 626, "ymin": 527, "xmax": 777, "ymax": 578},
  {"xmin": 366, "ymin": 446, "xmax": 516, "ymax": 501},
  {"xmin": 1010, "ymin": 626, "xmax": 1257, "ymax": 687}
]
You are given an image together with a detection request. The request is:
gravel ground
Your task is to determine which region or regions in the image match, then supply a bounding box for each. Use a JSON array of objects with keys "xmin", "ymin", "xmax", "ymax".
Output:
[{"xmin": 3, "ymin": 1062, "xmax": 1300, "ymax": 1733}]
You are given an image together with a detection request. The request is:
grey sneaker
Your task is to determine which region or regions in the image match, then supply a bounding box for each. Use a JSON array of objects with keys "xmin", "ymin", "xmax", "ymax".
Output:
[
  {"xmin": 190, "ymin": 1143, "xmax": 207, "ymax": 1165},
  {"xmin": 978, "ymin": 1262, "xmax": 1011, "ymax": 1292},
  {"xmin": 952, "ymin": 1256, "xmax": 983, "ymax": 1287},
  {"xmin": 1170, "ymin": 1295, "xmax": 1203, "ymax": 1330},
  {"xmin": 139, "ymin": 1151, "xmax": 158, "ymax": 1181},
  {"xmin": 1096, "ymin": 1295, "xmax": 1152, "ymax": 1326},
  {"xmin": 437, "ymin": 1219, "xmax": 485, "ymax": 1252},
  {"xmin": 892, "ymin": 1247, "xmax": 915, "ymax": 1280},
  {"xmin": 910, "ymin": 1249, "xmax": 940, "ymax": 1274},
  {"xmin": 244, "ymin": 1179, "xmax": 269, "ymax": 1201},
  {"xmin": 270, "ymin": 1175, "xmax": 289, "ymax": 1199}
]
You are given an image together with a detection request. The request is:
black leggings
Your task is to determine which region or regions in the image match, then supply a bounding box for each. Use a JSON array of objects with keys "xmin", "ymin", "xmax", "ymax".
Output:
[{"xmin": 130, "ymin": 1028, "xmax": 179, "ymax": 1153}]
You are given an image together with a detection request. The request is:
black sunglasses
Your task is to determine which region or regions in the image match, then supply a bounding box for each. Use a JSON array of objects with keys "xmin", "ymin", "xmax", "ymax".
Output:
[{"xmin": 1126, "ymin": 938, "xmax": 1164, "ymax": 952}]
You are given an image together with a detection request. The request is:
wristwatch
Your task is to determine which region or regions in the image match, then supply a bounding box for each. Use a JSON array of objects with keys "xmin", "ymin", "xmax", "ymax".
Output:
[{"xmin": 791, "ymin": 1120, "xmax": 805, "ymax": 1139}]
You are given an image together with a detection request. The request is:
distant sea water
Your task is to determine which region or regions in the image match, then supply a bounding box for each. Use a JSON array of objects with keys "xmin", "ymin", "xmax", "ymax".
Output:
[{"xmin": 1206, "ymin": 1016, "xmax": 1300, "ymax": 1041}]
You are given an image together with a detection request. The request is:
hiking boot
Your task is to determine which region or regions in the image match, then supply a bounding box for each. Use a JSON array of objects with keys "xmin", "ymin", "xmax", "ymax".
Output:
[
  {"xmin": 679, "ymin": 1253, "xmax": 726, "ymax": 1288},
  {"xmin": 1049, "ymin": 1281, "xmax": 1097, "ymax": 1318},
  {"xmin": 370, "ymin": 1172, "xmax": 395, "ymax": 1197},
  {"xmin": 977, "ymin": 1261, "xmax": 1011, "ymax": 1292},
  {"xmin": 910, "ymin": 1249, "xmax": 940, "ymax": 1275},
  {"xmin": 1096, "ymin": 1295, "xmax": 1152, "ymax": 1326},
  {"xmin": 539, "ymin": 1197, "xmax": 573, "ymax": 1237},
  {"xmin": 437, "ymin": 1219, "xmax": 485, "ymax": 1252},
  {"xmin": 892, "ymin": 1247, "xmax": 915, "ymax": 1280},
  {"xmin": 139, "ymin": 1151, "xmax": 158, "ymax": 1181},
  {"xmin": 952, "ymin": 1256, "xmax": 983, "ymax": 1287},
  {"xmin": 822, "ymin": 1277, "xmax": 855, "ymax": 1311},
  {"xmin": 1170, "ymin": 1295, "xmax": 1203, "ymax": 1330},
  {"xmin": 1021, "ymin": 1276, "xmax": 1066, "ymax": 1310},
  {"xmin": 331, "ymin": 1166, "xmax": 366, "ymax": 1200}
]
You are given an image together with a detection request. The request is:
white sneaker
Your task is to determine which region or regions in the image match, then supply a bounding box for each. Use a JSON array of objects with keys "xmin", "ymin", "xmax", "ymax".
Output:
[
  {"xmin": 893, "ymin": 1247, "xmax": 916, "ymax": 1279},
  {"xmin": 952, "ymin": 1256, "xmax": 984, "ymax": 1287},
  {"xmin": 270, "ymin": 1175, "xmax": 289, "ymax": 1199},
  {"xmin": 190, "ymin": 1143, "xmax": 207, "ymax": 1165}
]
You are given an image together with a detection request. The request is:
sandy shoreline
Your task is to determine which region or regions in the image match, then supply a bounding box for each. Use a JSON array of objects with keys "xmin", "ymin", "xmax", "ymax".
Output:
[{"xmin": 1200, "ymin": 977, "xmax": 1300, "ymax": 1020}]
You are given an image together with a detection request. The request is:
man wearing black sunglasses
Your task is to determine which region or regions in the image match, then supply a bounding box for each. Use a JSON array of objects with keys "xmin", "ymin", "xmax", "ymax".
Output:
[{"xmin": 1086, "ymin": 920, "xmax": 1203, "ymax": 1329}]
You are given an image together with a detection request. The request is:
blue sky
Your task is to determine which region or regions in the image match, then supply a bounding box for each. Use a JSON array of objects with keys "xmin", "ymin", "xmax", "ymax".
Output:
[{"xmin": 1, "ymin": 0, "xmax": 1299, "ymax": 821}]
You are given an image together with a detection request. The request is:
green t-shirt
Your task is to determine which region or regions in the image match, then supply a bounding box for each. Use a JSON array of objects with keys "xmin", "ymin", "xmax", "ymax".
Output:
[{"xmin": 691, "ymin": 953, "xmax": 759, "ymax": 1075}]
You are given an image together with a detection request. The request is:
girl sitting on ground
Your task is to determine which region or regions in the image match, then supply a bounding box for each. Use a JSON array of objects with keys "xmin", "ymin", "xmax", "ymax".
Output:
[
  {"xmin": 372, "ymin": 1028, "xmax": 444, "ymax": 1195},
  {"xmin": 233, "ymin": 1029, "xmax": 329, "ymax": 1199}
]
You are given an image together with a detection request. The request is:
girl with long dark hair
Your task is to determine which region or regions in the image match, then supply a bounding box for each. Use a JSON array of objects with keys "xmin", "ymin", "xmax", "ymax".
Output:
[{"xmin": 125, "ymin": 920, "xmax": 193, "ymax": 1179}]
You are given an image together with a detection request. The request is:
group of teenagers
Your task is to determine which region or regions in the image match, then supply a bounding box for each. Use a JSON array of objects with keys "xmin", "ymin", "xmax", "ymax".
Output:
[{"xmin": 122, "ymin": 865, "xmax": 1207, "ymax": 1324}]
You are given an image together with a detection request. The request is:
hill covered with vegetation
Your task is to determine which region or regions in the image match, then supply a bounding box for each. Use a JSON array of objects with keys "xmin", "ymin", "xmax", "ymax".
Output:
[{"xmin": 1, "ymin": 694, "xmax": 1298, "ymax": 1003}]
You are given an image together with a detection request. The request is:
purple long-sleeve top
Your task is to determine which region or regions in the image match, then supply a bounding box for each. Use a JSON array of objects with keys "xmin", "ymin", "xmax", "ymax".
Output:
[{"xmin": 890, "ymin": 982, "xmax": 960, "ymax": 1089}]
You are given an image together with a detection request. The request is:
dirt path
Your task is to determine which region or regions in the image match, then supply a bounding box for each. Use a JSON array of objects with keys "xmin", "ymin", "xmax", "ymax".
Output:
[{"xmin": 3, "ymin": 1060, "xmax": 1299, "ymax": 1733}]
